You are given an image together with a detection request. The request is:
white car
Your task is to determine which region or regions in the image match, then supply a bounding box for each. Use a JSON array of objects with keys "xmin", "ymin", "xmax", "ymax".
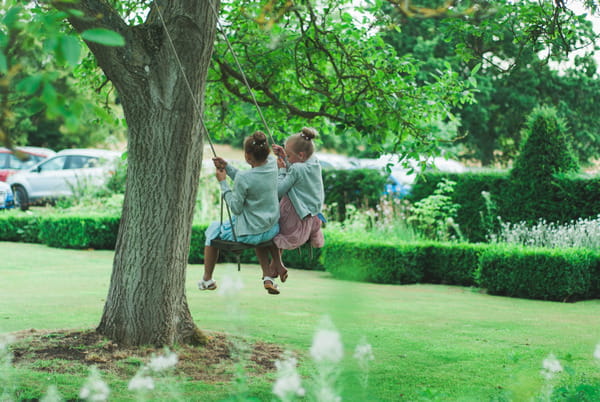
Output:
[
  {"xmin": 0, "ymin": 181, "xmax": 15, "ymax": 210},
  {"xmin": 7, "ymin": 148, "xmax": 121, "ymax": 210}
]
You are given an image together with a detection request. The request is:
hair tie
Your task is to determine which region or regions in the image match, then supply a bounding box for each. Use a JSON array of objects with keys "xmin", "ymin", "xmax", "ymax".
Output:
[{"xmin": 300, "ymin": 132, "xmax": 311, "ymax": 141}]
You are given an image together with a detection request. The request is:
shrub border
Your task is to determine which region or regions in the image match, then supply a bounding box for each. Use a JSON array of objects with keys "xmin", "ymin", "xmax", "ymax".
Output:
[{"xmin": 1, "ymin": 213, "xmax": 597, "ymax": 302}]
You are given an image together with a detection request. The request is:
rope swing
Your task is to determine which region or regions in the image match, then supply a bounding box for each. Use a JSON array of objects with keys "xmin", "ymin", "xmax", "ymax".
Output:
[{"xmin": 154, "ymin": 2, "xmax": 278, "ymax": 269}]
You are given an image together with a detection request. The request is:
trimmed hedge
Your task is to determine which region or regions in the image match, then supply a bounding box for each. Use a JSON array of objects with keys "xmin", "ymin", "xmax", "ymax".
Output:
[
  {"xmin": 0, "ymin": 214, "xmax": 320, "ymax": 269},
  {"xmin": 37, "ymin": 215, "xmax": 120, "ymax": 249},
  {"xmin": 479, "ymin": 246, "xmax": 594, "ymax": 302},
  {"xmin": 421, "ymin": 242, "xmax": 488, "ymax": 286},
  {"xmin": 323, "ymin": 237, "xmax": 426, "ymax": 284},
  {"xmin": 323, "ymin": 239, "xmax": 485, "ymax": 287},
  {"xmin": 323, "ymin": 238, "xmax": 600, "ymax": 302},
  {"xmin": 2, "ymin": 213, "xmax": 599, "ymax": 302},
  {"xmin": 0, "ymin": 214, "xmax": 42, "ymax": 243}
]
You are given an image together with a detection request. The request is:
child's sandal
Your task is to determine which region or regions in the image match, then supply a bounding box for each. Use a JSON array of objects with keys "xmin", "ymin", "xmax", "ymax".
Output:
[
  {"xmin": 198, "ymin": 278, "xmax": 217, "ymax": 291},
  {"xmin": 263, "ymin": 276, "xmax": 280, "ymax": 295}
]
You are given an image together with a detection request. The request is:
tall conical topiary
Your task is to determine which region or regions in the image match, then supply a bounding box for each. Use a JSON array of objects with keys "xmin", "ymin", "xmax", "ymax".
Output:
[
  {"xmin": 511, "ymin": 106, "xmax": 579, "ymax": 181},
  {"xmin": 507, "ymin": 106, "xmax": 579, "ymax": 223}
]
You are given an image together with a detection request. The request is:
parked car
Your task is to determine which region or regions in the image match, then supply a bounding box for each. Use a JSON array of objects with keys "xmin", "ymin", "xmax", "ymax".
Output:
[
  {"xmin": 7, "ymin": 148, "xmax": 121, "ymax": 210},
  {"xmin": 0, "ymin": 146, "xmax": 56, "ymax": 181},
  {"xmin": 0, "ymin": 181, "xmax": 15, "ymax": 210},
  {"xmin": 358, "ymin": 153, "xmax": 467, "ymax": 199}
]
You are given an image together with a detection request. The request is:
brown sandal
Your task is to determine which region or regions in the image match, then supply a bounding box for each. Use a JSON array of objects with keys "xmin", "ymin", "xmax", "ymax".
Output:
[{"xmin": 263, "ymin": 277, "xmax": 280, "ymax": 295}]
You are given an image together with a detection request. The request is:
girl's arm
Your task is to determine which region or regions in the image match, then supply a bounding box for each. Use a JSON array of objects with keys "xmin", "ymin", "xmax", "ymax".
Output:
[
  {"xmin": 277, "ymin": 165, "xmax": 298, "ymax": 198},
  {"xmin": 221, "ymin": 176, "xmax": 247, "ymax": 216},
  {"xmin": 225, "ymin": 163, "xmax": 238, "ymax": 180}
]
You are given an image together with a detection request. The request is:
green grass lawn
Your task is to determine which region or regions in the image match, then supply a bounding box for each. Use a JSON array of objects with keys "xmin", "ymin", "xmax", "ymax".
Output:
[{"xmin": 2, "ymin": 241, "xmax": 600, "ymax": 401}]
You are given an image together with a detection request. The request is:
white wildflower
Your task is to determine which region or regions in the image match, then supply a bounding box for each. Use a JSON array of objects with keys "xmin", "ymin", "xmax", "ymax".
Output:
[
  {"xmin": 272, "ymin": 352, "xmax": 305, "ymax": 400},
  {"xmin": 354, "ymin": 338, "xmax": 374, "ymax": 389},
  {"xmin": 148, "ymin": 350, "xmax": 178, "ymax": 373},
  {"xmin": 594, "ymin": 343, "xmax": 600, "ymax": 361},
  {"xmin": 79, "ymin": 367, "xmax": 110, "ymax": 401},
  {"xmin": 310, "ymin": 328, "xmax": 344, "ymax": 364},
  {"xmin": 314, "ymin": 385, "xmax": 342, "ymax": 402},
  {"xmin": 541, "ymin": 354, "xmax": 563, "ymax": 380},
  {"xmin": 217, "ymin": 274, "xmax": 244, "ymax": 298},
  {"xmin": 40, "ymin": 385, "xmax": 63, "ymax": 402},
  {"xmin": 309, "ymin": 316, "xmax": 343, "ymax": 402},
  {"xmin": 353, "ymin": 341, "xmax": 374, "ymax": 364},
  {"xmin": 0, "ymin": 334, "xmax": 15, "ymax": 352},
  {"xmin": 128, "ymin": 373, "xmax": 155, "ymax": 392}
]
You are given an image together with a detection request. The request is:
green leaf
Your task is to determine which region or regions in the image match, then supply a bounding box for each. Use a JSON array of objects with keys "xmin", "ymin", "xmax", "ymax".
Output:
[
  {"xmin": 42, "ymin": 82, "xmax": 58, "ymax": 105},
  {"xmin": 43, "ymin": 37, "xmax": 58, "ymax": 53},
  {"xmin": 67, "ymin": 9, "xmax": 85, "ymax": 18},
  {"xmin": 470, "ymin": 62, "xmax": 481, "ymax": 76},
  {"xmin": 60, "ymin": 35, "xmax": 81, "ymax": 66},
  {"xmin": 2, "ymin": 6, "xmax": 22, "ymax": 28},
  {"xmin": 16, "ymin": 75, "xmax": 43, "ymax": 95},
  {"xmin": 81, "ymin": 29, "xmax": 125, "ymax": 47},
  {"xmin": 27, "ymin": 99, "xmax": 45, "ymax": 115}
]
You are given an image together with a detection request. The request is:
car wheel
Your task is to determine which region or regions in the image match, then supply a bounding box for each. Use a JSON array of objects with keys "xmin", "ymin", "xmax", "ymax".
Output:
[{"xmin": 12, "ymin": 185, "xmax": 29, "ymax": 211}]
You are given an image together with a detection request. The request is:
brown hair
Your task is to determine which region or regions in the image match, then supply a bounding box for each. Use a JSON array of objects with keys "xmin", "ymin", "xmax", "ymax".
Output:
[
  {"xmin": 244, "ymin": 131, "xmax": 270, "ymax": 162},
  {"xmin": 286, "ymin": 127, "xmax": 317, "ymax": 158}
]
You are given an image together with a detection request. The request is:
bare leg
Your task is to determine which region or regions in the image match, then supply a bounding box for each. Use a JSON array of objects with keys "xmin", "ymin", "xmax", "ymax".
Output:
[
  {"xmin": 255, "ymin": 247, "xmax": 272, "ymax": 279},
  {"xmin": 203, "ymin": 245, "xmax": 219, "ymax": 281},
  {"xmin": 268, "ymin": 244, "xmax": 288, "ymax": 282}
]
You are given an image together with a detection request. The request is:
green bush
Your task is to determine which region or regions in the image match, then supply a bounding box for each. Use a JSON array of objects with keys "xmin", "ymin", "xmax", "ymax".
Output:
[
  {"xmin": 422, "ymin": 243, "xmax": 487, "ymax": 286},
  {"xmin": 322, "ymin": 168, "xmax": 387, "ymax": 222},
  {"xmin": 511, "ymin": 106, "xmax": 579, "ymax": 182},
  {"xmin": 0, "ymin": 214, "xmax": 42, "ymax": 243},
  {"xmin": 323, "ymin": 238, "xmax": 484, "ymax": 287},
  {"xmin": 509, "ymin": 106, "xmax": 580, "ymax": 223},
  {"xmin": 323, "ymin": 237, "xmax": 426, "ymax": 284},
  {"xmin": 4, "ymin": 212, "xmax": 600, "ymax": 302},
  {"xmin": 479, "ymin": 245, "xmax": 593, "ymax": 302},
  {"xmin": 37, "ymin": 215, "xmax": 120, "ymax": 249},
  {"xmin": 409, "ymin": 171, "xmax": 600, "ymax": 242},
  {"xmin": 408, "ymin": 178, "xmax": 461, "ymax": 241}
]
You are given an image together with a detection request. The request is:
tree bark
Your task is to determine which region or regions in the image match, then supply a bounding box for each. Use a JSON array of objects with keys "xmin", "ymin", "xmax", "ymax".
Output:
[{"xmin": 62, "ymin": 0, "xmax": 220, "ymax": 346}]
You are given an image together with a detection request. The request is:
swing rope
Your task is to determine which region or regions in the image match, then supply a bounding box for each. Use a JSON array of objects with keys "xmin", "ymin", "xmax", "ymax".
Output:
[
  {"xmin": 207, "ymin": 2, "xmax": 277, "ymax": 146},
  {"xmin": 154, "ymin": 2, "xmax": 277, "ymax": 262},
  {"xmin": 154, "ymin": 2, "xmax": 278, "ymax": 152}
]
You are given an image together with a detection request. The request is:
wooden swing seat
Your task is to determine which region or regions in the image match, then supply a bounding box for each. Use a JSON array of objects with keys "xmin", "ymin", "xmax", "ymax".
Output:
[
  {"xmin": 210, "ymin": 239, "xmax": 274, "ymax": 271},
  {"xmin": 210, "ymin": 238, "xmax": 274, "ymax": 253}
]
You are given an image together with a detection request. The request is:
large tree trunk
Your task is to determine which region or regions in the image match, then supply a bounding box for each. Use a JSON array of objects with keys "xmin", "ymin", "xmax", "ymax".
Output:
[{"xmin": 64, "ymin": 0, "xmax": 219, "ymax": 346}]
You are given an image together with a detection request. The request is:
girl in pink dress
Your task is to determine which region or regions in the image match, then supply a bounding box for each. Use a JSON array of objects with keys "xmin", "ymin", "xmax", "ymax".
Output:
[{"xmin": 270, "ymin": 127, "xmax": 326, "ymax": 282}]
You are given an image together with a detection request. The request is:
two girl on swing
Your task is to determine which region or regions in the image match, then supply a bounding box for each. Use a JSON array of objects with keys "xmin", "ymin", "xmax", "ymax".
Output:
[{"xmin": 198, "ymin": 128, "xmax": 325, "ymax": 295}]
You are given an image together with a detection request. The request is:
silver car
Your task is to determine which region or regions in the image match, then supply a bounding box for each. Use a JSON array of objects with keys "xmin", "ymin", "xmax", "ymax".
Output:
[{"xmin": 7, "ymin": 148, "xmax": 121, "ymax": 210}]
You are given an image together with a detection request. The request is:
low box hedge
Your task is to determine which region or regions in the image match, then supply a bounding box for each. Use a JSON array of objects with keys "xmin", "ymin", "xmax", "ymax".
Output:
[
  {"xmin": 421, "ymin": 242, "xmax": 488, "ymax": 286},
  {"xmin": 2, "ymin": 212, "xmax": 600, "ymax": 302},
  {"xmin": 479, "ymin": 245, "xmax": 594, "ymax": 302},
  {"xmin": 37, "ymin": 215, "xmax": 120, "ymax": 249},
  {"xmin": 0, "ymin": 213, "xmax": 320, "ymax": 269},
  {"xmin": 323, "ymin": 237, "xmax": 426, "ymax": 284}
]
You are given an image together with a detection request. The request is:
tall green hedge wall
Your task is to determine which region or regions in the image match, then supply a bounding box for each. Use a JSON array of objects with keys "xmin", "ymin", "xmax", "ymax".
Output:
[{"xmin": 409, "ymin": 171, "xmax": 600, "ymax": 242}]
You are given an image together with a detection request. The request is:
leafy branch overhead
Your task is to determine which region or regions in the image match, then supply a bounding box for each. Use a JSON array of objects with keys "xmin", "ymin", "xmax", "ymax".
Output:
[
  {"xmin": 2, "ymin": 0, "xmax": 598, "ymax": 159},
  {"xmin": 209, "ymin": 0, "xmax": 475, "ymax": 156}
]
